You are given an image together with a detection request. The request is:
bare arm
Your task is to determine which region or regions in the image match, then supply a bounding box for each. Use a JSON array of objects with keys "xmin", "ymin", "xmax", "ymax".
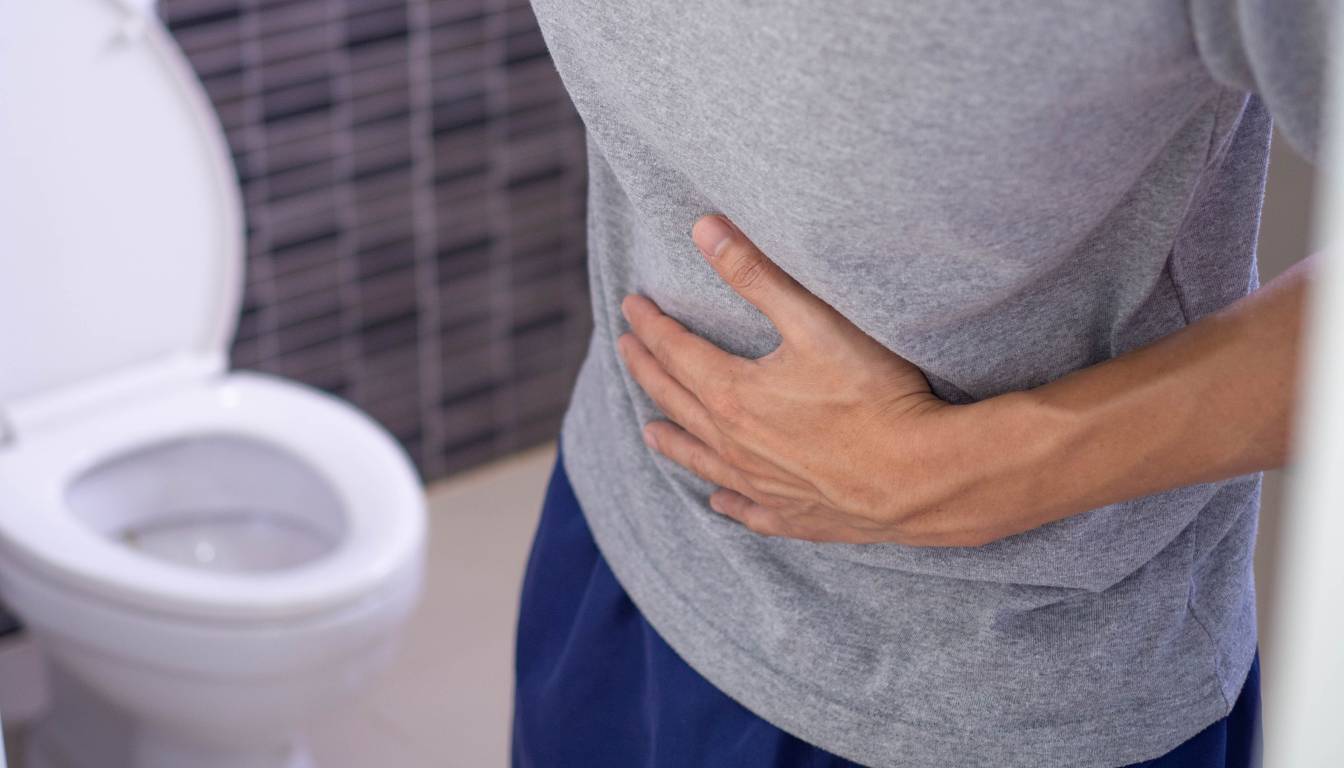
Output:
[
  {"xmin": 618, "ymin": 213, "xmax": 1314, "ymax": 546},
  {"xmin": 985, "ymin": 254, "xmax": 1314, "ymax": 531}
]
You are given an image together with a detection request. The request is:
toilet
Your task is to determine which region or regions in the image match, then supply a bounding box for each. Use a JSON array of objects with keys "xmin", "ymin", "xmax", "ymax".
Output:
[{"xmin": 0, "ymin": 2, "xmax": 428, "ymax": 767}]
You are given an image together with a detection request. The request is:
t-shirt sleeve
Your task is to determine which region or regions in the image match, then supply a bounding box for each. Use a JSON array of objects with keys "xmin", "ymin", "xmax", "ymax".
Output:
[{"xmin": 1188, "ymin": 0, "xmax": 1333, "ymax": 163}]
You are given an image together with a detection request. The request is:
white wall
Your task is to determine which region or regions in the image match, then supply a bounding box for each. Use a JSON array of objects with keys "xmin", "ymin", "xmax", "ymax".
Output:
[{"xmin": 1254, "ymin": 130, "xmax": 1318, "ymax": 663}]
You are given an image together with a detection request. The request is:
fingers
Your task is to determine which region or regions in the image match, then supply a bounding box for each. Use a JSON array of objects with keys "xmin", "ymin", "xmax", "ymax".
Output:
[
  {"xmin": 642, "ymin": 419, "xmax": 891, "ymax": 544},
  {"xmin": 642, "ymin": 420, "xmax": 757, "ymax": 501},
  {"xmin": 708, "ymin": 487, "xmax": 788, "ymax": 537},
  {"xmin": 709, "ymin": 488, "xmax": 882, "ymax": 544},
  {"xmin": 617, "ymin": 331, "xmax": 723, "ymax": 450},
  {"xmin": 691, "ymin": 215, "xmax": 838, "ymax": 346},
  {"xmin": 621, "ymin": 293, "xmax": 753, "ymax": 397}
]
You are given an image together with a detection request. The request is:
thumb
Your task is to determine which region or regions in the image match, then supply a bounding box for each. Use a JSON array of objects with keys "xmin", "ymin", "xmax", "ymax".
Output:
[{"xmin": 692, "ymin": 215, "xmax": 838, "ymax": 347}]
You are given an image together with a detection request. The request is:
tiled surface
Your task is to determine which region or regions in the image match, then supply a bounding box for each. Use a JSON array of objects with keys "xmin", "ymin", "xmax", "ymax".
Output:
[
  {"xmin": 1, "ymin": 442, "xmax": 555, "ymax": 768},
  {"xmin": 157, "ymin": 0, "xmax": 591, "ymax": 479}
]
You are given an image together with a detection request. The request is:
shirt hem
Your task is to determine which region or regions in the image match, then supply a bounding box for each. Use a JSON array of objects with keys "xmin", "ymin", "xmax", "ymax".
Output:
[{"xmin": 561, "ymin": 404, "xmax": 1248, "ymax": 768}]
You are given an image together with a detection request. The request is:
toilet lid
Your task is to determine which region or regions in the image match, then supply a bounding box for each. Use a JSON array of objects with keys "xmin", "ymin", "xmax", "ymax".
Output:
[{"xmin": 0, "ymin": 0, "xmax": 243, "ymax": 407}]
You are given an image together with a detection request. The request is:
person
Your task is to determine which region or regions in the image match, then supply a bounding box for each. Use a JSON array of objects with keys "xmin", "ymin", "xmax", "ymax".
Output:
[{"xmin": 511, "ymin": 2, "xmax": 1329, "ymax": 766}]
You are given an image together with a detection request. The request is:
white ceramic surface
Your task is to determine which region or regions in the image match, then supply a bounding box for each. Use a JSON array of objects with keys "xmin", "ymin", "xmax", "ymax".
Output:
[
  {"xmin": 0, "ymin": 0, "xmax": 243, "ymax": 411},
  {"xmin": 0, "ymin": 1, "xmax": 428, "ymax": 765}
]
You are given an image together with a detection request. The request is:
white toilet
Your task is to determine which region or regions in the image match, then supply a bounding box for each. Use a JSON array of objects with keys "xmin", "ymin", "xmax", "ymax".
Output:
[{"xmin": 0, "ymin": 1, "xmax": 429, "ymax": 767}]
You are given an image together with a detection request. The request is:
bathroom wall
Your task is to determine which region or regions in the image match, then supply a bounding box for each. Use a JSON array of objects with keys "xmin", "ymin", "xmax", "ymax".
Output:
[
  {"xmin": 157, "ymin": 0, "xmax": 592, "ymax": 480},
  {"xmin": 1254, "ymin": 130, "xmax": 1318, "ymax": 665}
]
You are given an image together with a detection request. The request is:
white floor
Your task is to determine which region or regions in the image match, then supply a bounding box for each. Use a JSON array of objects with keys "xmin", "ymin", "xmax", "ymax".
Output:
[
  {"xmin": 307, "ymin": 441, "xmax": 555, "ymax": 768},
  {"xmin": 0, "ymin": 441, "xmax": 557, "ymax": 768}
]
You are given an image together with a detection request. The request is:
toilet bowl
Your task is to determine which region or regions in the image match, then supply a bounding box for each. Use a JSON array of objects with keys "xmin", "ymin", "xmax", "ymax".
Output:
[
  {"xmin": 0, "ymin": 373, "xmax": 426, "ymax": 768},
  {"xmin": 0, "ymin": 2, "xmax": 429, "ymax": 767}
]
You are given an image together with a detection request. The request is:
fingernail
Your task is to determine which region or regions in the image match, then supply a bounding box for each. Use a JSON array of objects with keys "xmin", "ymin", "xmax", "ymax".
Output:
[
  {"xmin": 708, "ymin": 496, "xmax": 724, "ymax": 514},
  {"xmin": 642, "ymin": 424, "xmax": 658, "ymax": 450},
  {"xmin": 693, "ymin": 216, "xmax": 733, "ymax": 259}
]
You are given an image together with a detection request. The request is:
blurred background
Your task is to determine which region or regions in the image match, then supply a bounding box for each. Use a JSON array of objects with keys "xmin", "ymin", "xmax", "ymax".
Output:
[
  {"xmin": 0, "ymin": 1, "xmax": 1321, "ymax": 766},
  {"xmin": 160, "ymin": 0, "xmax": 593, "ymax": 480},
  {"xmin": 1253, "ymin": 116, "xmax": 1316, "ymax": 667}
]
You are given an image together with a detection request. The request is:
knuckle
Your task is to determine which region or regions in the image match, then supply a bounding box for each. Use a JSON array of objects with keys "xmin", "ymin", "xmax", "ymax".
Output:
[
  {"xmin": 647, "ymin": 318, "xmax": 682, "ymax": 357},
  {"xmin": 717, "ymin": 440, "xmax": 747, "ymax": 467},
  {"xmin": 741, "ymin": 479, "xmax": 788, "ymax": 508},
  {"xmin": 725, "ymin": 249, "xmax": 767, "ymax": 291},
  {"xmin": 646, "ymin": 326, "xmax": 673, "ymax": 360},
  {"xmin": 688, "ymin": 449, "xmax": 716, "ymax": 481},
  {"xmin": 743, "ymin": 513, "xmax": 776, "ymax": 537},
  {"xmin": 736, "ymin": 477, "xmax": 770, "ymax": 504},
  {"xmin": 708, "ymin": 388, "xmax": 744, "ymax": 423}
]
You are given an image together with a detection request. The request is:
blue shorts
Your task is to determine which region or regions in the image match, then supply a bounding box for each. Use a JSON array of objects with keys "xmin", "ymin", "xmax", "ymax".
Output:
[{"xmin": 512, "ymin": 440, "xmax": 1262, "ymax": 767}]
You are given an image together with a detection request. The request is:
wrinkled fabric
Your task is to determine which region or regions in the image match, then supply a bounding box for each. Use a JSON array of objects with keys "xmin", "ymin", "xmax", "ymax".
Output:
[
  {"xmin": 511, "ymin": 441, "xmax": 1263, "ymax": 767},
  {"xmin": 528, "ymin": 1, "xmax": 1325, "ymax": 764}
]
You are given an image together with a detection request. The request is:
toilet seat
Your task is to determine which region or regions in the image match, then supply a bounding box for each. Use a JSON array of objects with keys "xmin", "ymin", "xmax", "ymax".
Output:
[
  {"xmin": 0, "ymin": 371, "xmax": 425, "ymax": 623},
  {"xmin": 0, "ymin": 0, "xmax": 425, "ymax": 628},
  {"xmin": 0, "ymin": 0, "xmax": 244, "ymax": 412},
  {"xmin": 0, "ymin": 5, "xmax": 429, "ymax": 765}
]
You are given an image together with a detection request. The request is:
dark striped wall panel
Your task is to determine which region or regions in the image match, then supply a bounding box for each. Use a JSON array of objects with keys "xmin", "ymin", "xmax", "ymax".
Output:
[{"xmin": 158, "ymin": 0, "xmax": 592, "ymax": 480}]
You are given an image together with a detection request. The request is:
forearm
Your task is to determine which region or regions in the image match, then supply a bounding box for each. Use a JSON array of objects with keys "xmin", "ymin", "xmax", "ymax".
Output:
[
  {"xmin": 616, "ymin": 206, "xmax": 1319, "ymax": 548},
  {"xmin": 985, "ymin": 254, "xmax": 1316, "ymax": 528}
]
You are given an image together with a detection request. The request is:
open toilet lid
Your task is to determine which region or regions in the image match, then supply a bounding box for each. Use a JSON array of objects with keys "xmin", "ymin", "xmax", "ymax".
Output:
[{"xmin": 0, "ymin": 0, "xmax": 243, "ymax": 409}]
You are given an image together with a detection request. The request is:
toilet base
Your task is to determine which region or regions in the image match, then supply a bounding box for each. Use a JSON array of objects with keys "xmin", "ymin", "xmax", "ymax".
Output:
[{"xmin": 27, "ymin": 662, "xmax": 317, "ymax": 768}]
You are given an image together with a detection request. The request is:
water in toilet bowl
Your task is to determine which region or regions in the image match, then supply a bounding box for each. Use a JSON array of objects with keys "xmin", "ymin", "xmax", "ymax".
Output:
[
  {"xmin": 66, "ymin": 433, "xmax": 350, "ymax": 578},
  {"xmin": 119, "ymin": 509, "xmax": 335, "ymax": 573}
]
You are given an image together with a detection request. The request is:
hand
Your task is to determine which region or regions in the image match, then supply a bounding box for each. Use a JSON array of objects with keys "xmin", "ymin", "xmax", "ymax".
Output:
[{"xmin": 617, "ymin": 214, "xmax": 1019, "ymax": 546}]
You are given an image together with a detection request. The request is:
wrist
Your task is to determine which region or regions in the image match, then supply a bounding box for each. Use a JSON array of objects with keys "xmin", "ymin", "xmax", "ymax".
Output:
[
  {"xmin": 986, "ymin": 388, "xmax": 1105, "ymax": 524},
  {"xmin": 900, "ymin": 391, "xmax": 1079, "ymax": 546},
  {"xmin": 971, "ymin": 389, "xmax": 1087, "ymax": 529}
]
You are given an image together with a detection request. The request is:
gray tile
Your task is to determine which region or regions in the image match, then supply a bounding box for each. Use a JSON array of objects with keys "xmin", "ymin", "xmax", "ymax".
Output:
[
  {"xmin": 161, "ymin": 0, "xmax": 588, "ymax": 480},
  {"xmin": 256, "ymin": 1, "xmax": 328, "ymax": 39}
]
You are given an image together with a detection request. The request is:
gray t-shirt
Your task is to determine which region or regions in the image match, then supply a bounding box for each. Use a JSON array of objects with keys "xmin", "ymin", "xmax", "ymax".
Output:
[{"xmin": 531, "ymin": 1, "xmax": 1329, "ymax": 765}]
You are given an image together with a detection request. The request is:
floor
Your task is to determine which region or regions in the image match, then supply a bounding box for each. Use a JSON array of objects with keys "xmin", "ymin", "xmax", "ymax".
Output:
[
  {"xmin": 306, "ymin": 441, "xmax": 555, "ymax": 767},
  {"xmin": 0, "ymin": 441, "xmax": 557, "ymax": 768}
]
